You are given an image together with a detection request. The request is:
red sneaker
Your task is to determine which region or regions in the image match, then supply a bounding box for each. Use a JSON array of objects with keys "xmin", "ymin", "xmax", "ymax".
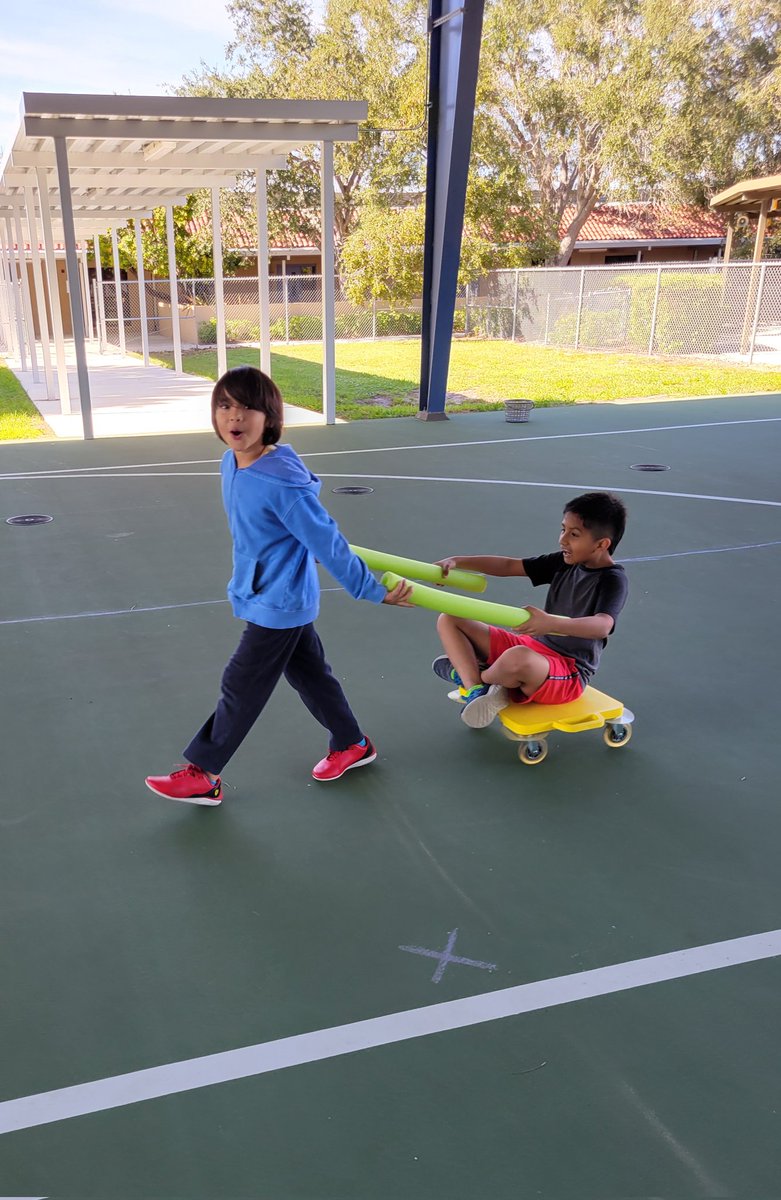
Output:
[
  {"xmin": 145, "ymin": 764, "xmax": 222, "ymax": 806},
  {"xmin": 312, "ymin": 738, "xmax": 377, "ymax": 781}
]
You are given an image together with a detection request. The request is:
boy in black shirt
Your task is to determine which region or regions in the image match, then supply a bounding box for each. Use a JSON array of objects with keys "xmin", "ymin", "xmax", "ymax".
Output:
[{"xmin": 433, "ymin": 492, "xmax": 629, "ymax": 729}]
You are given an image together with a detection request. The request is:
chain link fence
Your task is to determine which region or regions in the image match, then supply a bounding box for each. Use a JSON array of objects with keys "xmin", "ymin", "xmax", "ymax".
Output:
[
  {"xmin": 95, "ymin": 261, "xmax": 781, "ymax": 364},
  {"xmin": 98, "ymin": 274, "xmax": 429, "ymax": 350},
  {"xmin": 469, "ymin": 261, "xmax": 781, "ymax": 363}
]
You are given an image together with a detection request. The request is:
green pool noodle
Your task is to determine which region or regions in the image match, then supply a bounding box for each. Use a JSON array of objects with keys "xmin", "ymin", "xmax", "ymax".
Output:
[
  {"xmin": 350, "ymin": 545, "xmax": 486, "ymax": 593},
  {"xmin": 382, "ymin": 572, "xmax": 530, "ymax": 628}
]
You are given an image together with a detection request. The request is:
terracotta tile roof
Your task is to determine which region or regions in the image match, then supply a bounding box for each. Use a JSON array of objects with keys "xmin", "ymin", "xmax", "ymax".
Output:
[
  {"xmin": 189, "ymin": 201, "xmax": 727, "ymax": 251},
  {"xmin": 567, "ymin": 203, "xmax": 727, "ymax": 242},
  {"xmin": 12, "ymin": 202, "xmax": 725, "ymax": 257},
  {"xmin": 186, "ymin": 209, "xmax": 320, "ymax": 251}
]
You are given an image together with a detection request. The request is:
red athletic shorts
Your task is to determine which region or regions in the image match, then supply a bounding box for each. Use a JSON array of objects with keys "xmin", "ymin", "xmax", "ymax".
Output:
[{"xmin": 488, "ymin": 629, "xmax": 584, "ymax": 705}]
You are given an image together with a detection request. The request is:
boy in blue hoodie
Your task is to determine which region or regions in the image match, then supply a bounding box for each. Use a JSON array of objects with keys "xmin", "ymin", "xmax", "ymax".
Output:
[{"xmin": 145, "ymin": 366, "xmax": 410, "ymax": 806}]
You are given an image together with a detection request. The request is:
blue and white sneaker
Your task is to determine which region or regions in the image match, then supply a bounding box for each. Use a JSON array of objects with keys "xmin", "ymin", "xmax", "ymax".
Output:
[
  {"xmin": 432, "ymin": 655, "xmax": 463, "ymax": 686},
  {"xmin": 459, "ymin": 684, "xmax": 511, "ymax": 729}
]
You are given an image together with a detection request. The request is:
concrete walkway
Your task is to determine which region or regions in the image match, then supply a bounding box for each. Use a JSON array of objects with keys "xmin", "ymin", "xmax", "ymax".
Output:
[{"xmin": 7, "ymin": 342, "xmax": 331, "ymax": 439}]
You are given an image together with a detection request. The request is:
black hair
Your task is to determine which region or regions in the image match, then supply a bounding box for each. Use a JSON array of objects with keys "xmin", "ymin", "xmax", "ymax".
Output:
[
  {"xmin": 211, "ymin": 366, "xmax": 284, "ymax": 446},
  {"xmin": 563, "ymin": 492, "xmax": 627, "ymax": 553}
]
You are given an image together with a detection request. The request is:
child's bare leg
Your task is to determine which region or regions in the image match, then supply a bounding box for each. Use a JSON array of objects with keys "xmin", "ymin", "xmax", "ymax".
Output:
[
  {"xmin": 481, "ymin": 646, "xmax": 549, "ymax": 697},
  {"xmin": 436, "ymin": 614, "xmax": 491, "ymax": 689}
]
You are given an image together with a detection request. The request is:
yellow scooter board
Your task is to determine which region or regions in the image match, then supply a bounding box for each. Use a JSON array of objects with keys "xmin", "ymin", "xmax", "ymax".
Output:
[{"xmin": 498, "ymin": 686, "xmax": 634, "ymax": 765}]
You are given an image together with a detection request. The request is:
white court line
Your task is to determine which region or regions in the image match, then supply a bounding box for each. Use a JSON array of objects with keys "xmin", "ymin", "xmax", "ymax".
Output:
[
  {"xmin": 1, "ymin": 542, "xmax": 779, "ymax": 630},
  {"xmin": 0, "ymin": 469, "xmax": 779, "ymax": 508},
  {"xmin": 318, "ymin": 472, "xmax": 781, "ymax": 508},
  {"xmin": 1, "ymin": 928, "xmax": 779, "ymax": 1136},
  {"xmin": 0, "ymin": 599, "xmax": 228, "ymax": 627},
  {"xmin": 624, "ymin": 540, "xmax": 781, "ymax": 562},
  {"xmin": 0, "ymin": 458, "xmax": 220, "ymax": 479},
  {"xmin": 299, "ymin": 415, "xmax": 781, "ymax": 459},
  {"xmin": 1, "ymin": 415, "xmax": 780, "ymax": 480},
  {"xmin": 0, "ymin": 472, "xmax": 220, "ymax": 480}
]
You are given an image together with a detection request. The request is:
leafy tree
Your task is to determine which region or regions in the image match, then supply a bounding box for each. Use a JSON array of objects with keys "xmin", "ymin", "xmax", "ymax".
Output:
[
  {"xmin": 89, "ymin": 195, "xmax": 243, "ymax": 281},
  {"xmin": 177, "ymin": 0, "xmax": 428, "ymax": 257},
  {"xmin": 340, "ymin": 176, "xmax": 554, "ymax": 308},
  {"xmin": 478, "ymin": 0, "xmax": 781, "ymax": 264},
  {"xmin": 732, "ymin": 215, "xmax": 781, "ymax": 260}
]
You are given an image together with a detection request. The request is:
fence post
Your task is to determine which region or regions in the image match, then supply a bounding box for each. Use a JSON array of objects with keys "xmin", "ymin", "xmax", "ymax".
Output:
[
  {"xmin": 511, "ymin": 268, "xmax": 520, "ymax": 341},
  {"xmin": 283, "ymin": 274, "xmax": 290, "ymax": 343},
  {"xmin": 544, "ymin": 293, "xmax": 551, "ymax": 344},
  {"xmin": 464, "ymin": 282, "xmax": 470, "ymax": 335},
  {"xmin": 574, "ymin": 268, "xmax": 585, "ymax": 349},
  {"xmin": 748, "ymin": 262, "xmax": 767, "ymax": 365},
  {"xmin": 372, "ymin": 296, "xmax": 377, "ymax": 341},
  {"xmin": 93, "ymin": 281, "xmax": 103, "ymax": 352},
  {"xmin": 648, "ymin": 265, "xmax": 663, "ymax": 355}
]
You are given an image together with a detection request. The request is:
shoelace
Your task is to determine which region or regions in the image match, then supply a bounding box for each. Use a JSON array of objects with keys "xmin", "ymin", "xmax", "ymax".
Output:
[{"xmin": 171, "ymin": 764, "xmax": 206, "ymax": 779}]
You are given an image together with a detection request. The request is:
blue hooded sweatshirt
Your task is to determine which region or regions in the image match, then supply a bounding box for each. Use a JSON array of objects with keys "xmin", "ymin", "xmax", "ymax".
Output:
[{"xmin": 221, "ymin": 443, "xmax": 386, "ymax": 628}]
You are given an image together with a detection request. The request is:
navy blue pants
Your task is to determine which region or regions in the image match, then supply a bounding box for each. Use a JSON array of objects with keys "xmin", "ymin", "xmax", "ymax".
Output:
[{"xmin": 184, "ymin": 621, "xmax": 363, "ymax": 776}]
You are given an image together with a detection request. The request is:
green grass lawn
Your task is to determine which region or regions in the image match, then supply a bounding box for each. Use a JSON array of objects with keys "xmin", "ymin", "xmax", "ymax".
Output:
[
  {"xmin": 0, "ymin": 360, "xmax": 51, "ymax": 440},
  {"xmin": 150, "ymin": 339, "xmax": 781, "ymax": 420},
  {"xmin": 3, "ymin": 340, "xmax": 780, "ymax": 441}
]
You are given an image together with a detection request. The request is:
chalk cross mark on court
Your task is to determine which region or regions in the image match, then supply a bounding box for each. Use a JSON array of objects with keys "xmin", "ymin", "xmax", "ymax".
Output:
[{"xmin": 399, "ymin": 928, "xmax": 497, "ymax": 983}]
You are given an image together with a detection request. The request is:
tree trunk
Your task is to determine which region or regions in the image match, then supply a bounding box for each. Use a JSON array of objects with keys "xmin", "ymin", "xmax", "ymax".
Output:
[{"xmin": 555, "ymin": 193, "xmax": 599, "ymax": 266}]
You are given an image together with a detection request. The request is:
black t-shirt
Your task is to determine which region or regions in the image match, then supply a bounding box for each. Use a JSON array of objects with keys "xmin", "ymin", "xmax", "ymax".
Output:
[{"xmin": 522, "ymin": 552, "xmax": 629, "ymax": 682}]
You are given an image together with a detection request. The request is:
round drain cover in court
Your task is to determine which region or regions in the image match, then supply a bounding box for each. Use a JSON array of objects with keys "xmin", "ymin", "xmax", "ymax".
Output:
[
  {"xmin": 331, "ymin": 486, "xmax": 374, "ymax": 495},
  {"xmin": 629, "ymin": 464, "xmax": 670, "ymax": 472},
  {"xmin": 5, "ymin": 514, "xmax": 54, "ymax": 526}
]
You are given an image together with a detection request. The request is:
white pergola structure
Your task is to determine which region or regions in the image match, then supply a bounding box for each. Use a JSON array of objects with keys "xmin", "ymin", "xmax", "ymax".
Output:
[{"xmin": 0, "ymin": 93, "xmax": 367, "ymax": 437}]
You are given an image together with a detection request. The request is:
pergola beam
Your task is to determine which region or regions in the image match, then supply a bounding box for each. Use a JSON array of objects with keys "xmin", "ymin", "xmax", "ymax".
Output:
[
  {"xmin": 24, "ymin": 117, "xmax": 359, "ymax": 143},
  {"xmin": 21, "ymin": 92, "xmax": 367, "ymax": 122},
  {"xmin": 8, "ymin": 151, "xmax": 288, "ymax": 171},
  {"xmin": 3, "ymin": 171, "xmax": 241, "ymax": 190},
  {"xmin": 1, "ymin": 92, "xmax": 369, "ymax": 438}
]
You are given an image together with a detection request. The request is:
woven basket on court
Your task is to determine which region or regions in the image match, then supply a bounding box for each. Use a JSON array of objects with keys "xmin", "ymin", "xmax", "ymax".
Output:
[{"xmin": 504, "ymin": 399, "xmax": 534, "ymax": 423}]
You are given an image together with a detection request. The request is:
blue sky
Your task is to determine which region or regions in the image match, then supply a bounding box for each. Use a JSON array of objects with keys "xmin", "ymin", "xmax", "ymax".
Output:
[{"xmin": 0, "ymin": 0, "xmax": 237, "ymax": 163}]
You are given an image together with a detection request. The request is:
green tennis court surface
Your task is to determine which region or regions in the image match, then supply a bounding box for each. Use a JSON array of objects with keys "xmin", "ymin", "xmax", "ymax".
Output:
[{"xmin": 1, "ymin": 394, "xmax": 780, "ymax": 1197}]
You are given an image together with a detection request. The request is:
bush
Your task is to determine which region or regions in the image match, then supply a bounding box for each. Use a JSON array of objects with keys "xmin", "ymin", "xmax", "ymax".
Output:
[
  {"xmin": 197, "ymin": 317, "xmax": 260, "ymax": 344},
  {"xmin": 466, "ymin": 305, "xmax": 514, "ymax": 339},
  {"xmin": 614, "ymin": 271, "xmax": 725, "ymax": 354},
  {"xmin": 547, "ymin": 272, "xmax": 731, "ymax": 355},
  {"xmin": 376, "ymin": 310, "xmax": 421, "ymax": 337},
  {"xmin": 334, "ymin": 312, "xmax": 369, "ymax": 338},
  {"xmin": 551, "ymin": 307, "xmax": 628, "ymax": 348},
  {"xmin": 268, "ymin": 314, "xmax": 323, "ymax": 341}
]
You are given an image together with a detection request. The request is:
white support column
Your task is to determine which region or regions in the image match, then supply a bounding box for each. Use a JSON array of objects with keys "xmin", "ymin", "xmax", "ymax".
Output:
[
  {"xmin": 256, "ymin": 168, "xmax": 271, "ymax": 375},
  {"xmin": 211, "ymin": 186, "xmax": 227, "ymax": 378},
  {"xmin": 36, "ymin": 167, "xmax": 71, "ymax": 411},
  {"xmin": 320, "ymin": 141, "xmax": 336, "ymax": 424},
  {"xmin": 13, "ymin": 205, "xmax": 40, "ymax": 381},
  {"xmin": 164, "ymin": 205, "xmax": 183, "ymax": 374},
  {"xmin": 24, "ymin": 185, "xmax": 55, "ymax": 397},
  {"xmin": 93, "ymin": 235, "xmax": 106, "ymax": 353},
  {"xmin": 110, "ymin": 227, "xmax": 126, "ymax": 355},
  {"xmin": 80, "ymin": 247, "xmax": 94, "ymax": 341},
  {"xmin": 134, "ymin": 220, "xmax": 149, "ymax": 366},
  {"xmin": 0, "ymin": 222, "xmax": 18, "ymax": 358},
  {"xmin": 4, "ymin": 216, "xmax": 28, "ymax": 371},
  {"xmin": 53, "ymin": 135, "xmax": 93, "ymax": 439}
]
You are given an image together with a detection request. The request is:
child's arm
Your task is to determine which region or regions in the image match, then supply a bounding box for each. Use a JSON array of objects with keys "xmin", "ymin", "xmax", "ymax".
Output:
[
  {"xmin": 437, "ymin": 555, "xmax": 527, "ymax": 578},
  {"xmin": 520, "ymin": 605, "xmax": 615, "ymax": 639}
]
